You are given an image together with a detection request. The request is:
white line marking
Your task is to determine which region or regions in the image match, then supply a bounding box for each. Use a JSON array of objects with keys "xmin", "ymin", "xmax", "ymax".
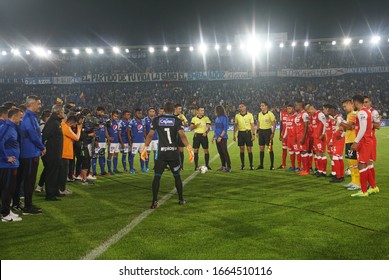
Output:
[{"xmin": 82, "ymin": 141, "xmax": 234, "ymax": 260}]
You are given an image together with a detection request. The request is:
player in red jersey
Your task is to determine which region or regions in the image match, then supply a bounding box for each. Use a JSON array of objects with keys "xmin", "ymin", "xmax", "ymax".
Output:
[
  {"xmin": 350, "ymin": 95, "xmax": 379, "ymax": 197},
  {"xmin": 308, "ymin": 104, "xmax": 327, "ymax": 177},
  {"xmin": 363, "ymin": 96, "xmax": 380, "ymax": 189},
  {"xmin": 305, "ymin": 104, "xmax": 314, "ymax": 173},
  {"xmin": 278, "ymin": 103, "xmax": 289, "ymax": 169},
  {"xmin": 294, "ymin": 101, "xmax": 310, "ymax": 175},
  {"xmin": 323, "ymin": 104, "xmax": 336, "ymax": 177},
  {"xmin": 282, "ymin": 104, "xmax": 298, "ymax": 170},
  {"xmin": 328, "ymin": 107, "xmax": 346, "ymax": 183}
]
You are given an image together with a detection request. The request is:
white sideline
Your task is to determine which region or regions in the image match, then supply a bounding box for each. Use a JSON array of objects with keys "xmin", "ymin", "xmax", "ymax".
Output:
[{"xmin": 82, "ymin": 141, "xmax": 234, "ymax": 260}]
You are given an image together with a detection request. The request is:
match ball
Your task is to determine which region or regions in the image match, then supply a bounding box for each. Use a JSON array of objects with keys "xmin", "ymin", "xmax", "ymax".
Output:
[{"xmin": 199, "ymin": 166, "xmax": 208, "ymax": 174}]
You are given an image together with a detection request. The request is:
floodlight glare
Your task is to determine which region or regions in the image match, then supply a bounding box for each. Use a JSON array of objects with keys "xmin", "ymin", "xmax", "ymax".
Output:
[
  {"xmin": 359, "ymin": 39, "xmax": 364, "ymax": 44},
  {"xmin": 265, "ymin": 41, "xmax": 272, "ymax": 49},
  {"xmin": 291, "ymin": 41, "xmax": 297, "ymax": 47},
  {"xmin": 199, "ymin": 44, "xmax": 207, "ymax": 53},
  {"xmin": 343, "ymin": 38, "xmax": 352, "ymax": 45},
  {"xmin": 148, "ymin": 47, "xmax": 155, "ymax": 53},
  {"xmin": 214, "ymin": 44, "xmax": 220, "ymax": 50},
  {"xmin": 189, "ymin": 46, "xmax": 194, "ymax": 52},
  {"xmin": 34, "ymin": 47, "xmax": 47, "ymax": 57},
  {"xmin": 60, "ymin": 49, "xmax": 67, "ymax": 54},
  {"xmin": 227, "ymin": 44, "xmax": 232, "ymax": 51},
  {"xmin": 11, "ymin": 49, "xmax": 20, "ymax": 56},
  {"xmin": 113, "ymin": 47, "xmax": 120, "ymax": 54},
  {"xmin": 73, "ymin": 48, "xmax": 80, "ymax": 55},
  {"xmin": 25, "ymin": 50, "xmax": 31, "ymax": 55},
  {"xmin": 332, "ymin": 40, "xmax": 336, "ymax": 45},
  {"xmin": 85, "ymin": 48, "xmax": 93, "ymax": 54},
  {"xmin": 371, "ymin": 35, "xmax": 381, "ymax": 44},
  {"xmin": 304, "ymin": 41, "xmax": 309, "ymax": 47},
  {"xmin": 47, "ymin": 50, "xmax": 52, "ymax": 55},
  {"xmin": 279, "ymin": 42, "xmax": 285, "ymax": 48},
  {"xmin": 98, "ymin": 48, "xmax": 104, "ymax": 54},
  {"xmin": 163, "ymin": 46, "xmax": 168, "ymax": 52},
  {"xmin": 1, "ymin": 50, "xmax": 6, "ymax": 56},
  {"xmin": 125, "ymin": 48, "xmax": 129, "ymax": 53},
  {"xmin": 239, "ymin": 43, "xmax": 245, "ymax": 50},
  {"xmin": 176, "ymin": 47, "xmax": 180, "ymax": 52}
]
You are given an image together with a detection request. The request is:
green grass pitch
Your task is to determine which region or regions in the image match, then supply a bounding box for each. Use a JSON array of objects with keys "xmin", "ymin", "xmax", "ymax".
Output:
[{"xmin": 1, "ymin": 129, "xmax": 389, "ymax": 260}]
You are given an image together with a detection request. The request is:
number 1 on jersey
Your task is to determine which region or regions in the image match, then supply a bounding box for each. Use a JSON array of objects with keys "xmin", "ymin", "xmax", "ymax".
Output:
[{"xmin": 164, "ymin": 128, "xmax": 172, "ymax": 144}]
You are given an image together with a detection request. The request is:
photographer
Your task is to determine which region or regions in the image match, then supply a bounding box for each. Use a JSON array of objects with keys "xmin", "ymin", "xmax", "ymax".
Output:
[
  {"xmin": 91, "ymin": 106, "xmax": 110, "ymax": 176},
  {"xmin": 75, "ymin": 109, "xmax": 95, "ymax": 185}
]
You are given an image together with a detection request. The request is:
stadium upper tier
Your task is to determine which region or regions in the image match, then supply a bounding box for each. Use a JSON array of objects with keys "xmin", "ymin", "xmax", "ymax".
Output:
[{"xmin": 1, "ymin": 42, "xmax": 389, "ymax": 77}]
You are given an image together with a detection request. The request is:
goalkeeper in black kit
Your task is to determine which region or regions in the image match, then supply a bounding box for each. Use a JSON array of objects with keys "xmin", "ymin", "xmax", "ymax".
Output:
[{"xmin": 141, "ymin": 102, "xmax": 194, "ymax": 209}]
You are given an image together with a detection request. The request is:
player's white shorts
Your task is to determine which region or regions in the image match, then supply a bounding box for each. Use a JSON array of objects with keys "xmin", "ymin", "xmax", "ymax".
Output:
[
  {"xmin": 95, "ymin": 142, "xmax": 107, "ymax": 154},
  {"xmin": 147, "ymin": 140, "xmax": 158, "ymax": 152},
  {"xmin": 109, "ymin": 143, "xmax": 120, "ymax": 154},
  {"xmin": 132, "ymin": 143, "xmax": 145, "ymax": 154},
  {"xmin": 120, "ymin": 143, "xmax": 129, "ymax": 153}
]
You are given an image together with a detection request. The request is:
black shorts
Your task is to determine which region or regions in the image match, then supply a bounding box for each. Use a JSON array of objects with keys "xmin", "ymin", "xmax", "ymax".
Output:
[
  {"xmin": 258, "ymin": 128, "xmax": 272, "ymax": 146},
  {"xmin": 154, "ymin": 159, "xmax": 181, "ymax": 176},
  {"xmin": 345, "ymin": 143, "xmax": 357, "ymax": 159},
  {"xmin": 193, "ymin": 134, "xmax": 209, "ymax": 149},
  {"xmin": 177, "ymin": 136, "xmax": 185, "ymax": 148},
  {"xmin": 238, "ymin": 131, "xmax": 253, "ymax": 147}
]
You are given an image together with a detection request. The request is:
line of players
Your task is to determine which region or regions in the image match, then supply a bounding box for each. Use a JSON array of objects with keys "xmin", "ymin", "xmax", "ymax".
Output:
[
  {"xmin": 278, "ymin": 95, "xmax": 380, "ymax": 197},
  {"xmin": 89, "ymin": 104, "xmax": 190, "ymax": 178}
]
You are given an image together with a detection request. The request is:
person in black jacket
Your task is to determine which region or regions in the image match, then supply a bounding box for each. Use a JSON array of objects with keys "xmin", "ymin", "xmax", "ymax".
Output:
[{"xmin": 42, "ymin": 105, "xmax": 65, "ymax": 201}]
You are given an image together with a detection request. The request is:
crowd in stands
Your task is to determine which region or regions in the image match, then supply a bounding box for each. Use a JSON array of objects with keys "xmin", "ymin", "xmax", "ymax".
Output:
[{"xmin": 1, "ymin": 74, "xmax": 388, "ymax": 121}]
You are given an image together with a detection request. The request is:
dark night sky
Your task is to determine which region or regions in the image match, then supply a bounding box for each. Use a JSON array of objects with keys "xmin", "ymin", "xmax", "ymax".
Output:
[{"xmin": 0, "ymin": 0, "xmax": 388, "ymax": 47}]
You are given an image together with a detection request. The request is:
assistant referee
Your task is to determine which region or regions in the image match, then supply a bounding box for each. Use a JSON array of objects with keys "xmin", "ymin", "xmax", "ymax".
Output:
[
  {"xmin": 257, "ymin": 102, "xmax": 276, "ymax": 170},
  {"xmin": 190, "ymin": 106, "xmax": 211, "ymax": 170},
  {"xmin": 233, "ymin": 102, "xmax": 255, "ymax": 170}
]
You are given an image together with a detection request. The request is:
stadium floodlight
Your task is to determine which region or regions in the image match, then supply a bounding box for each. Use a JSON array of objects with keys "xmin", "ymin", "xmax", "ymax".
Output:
[
  {"xmin": 1, "ymin": 50, "xmax": 6, "ymax": 56},
  {"xmin": 33, "ymin": 47, "xmax": 48, "ymax": 57},
  {"xmin": 189, "ymin": 46, "xmax": 194, "ymax": 52},
  {"xmin": 25, "ymin": 50, "xmax": 31, "ymax": 55},
  {"xmin": 60, "ymin": 49, "xmax": 67, "ymax": 54},
  {"xmin": 47, "ymin": 50, "xmax": 52, "ymax": 55},
  {"xmin": 304, "ymin": 41, "xmax": 309, "ymax": 47},
  {"xmin": 148, "ymin": 47, "xmax": 155, "ymax": 53},
  {"xmin": 163, "ymin": 46, "xmax": 168, "ymax": 52},
  {"xmin": 198, "ymin": 43, "xmax": 207, "ymax": 53},
  {"xmin": 125, "ymin": 48, "xmax": 129, "ymax": 53},
  {"xmin": 371, "ymin": 35, "xmax": 381, "ymax": 44},
  {"xmin": 85, "ymin": 48, "xmax": 93, "ymax": 54},
  {"xmin": 98, "ymin": 48, "xmax": 104, "ymax": 54},
  {"xmin": 176, "ymin": 47, "xmax": 180, "ymax": 52},
  {"xmin": 343, "ymin": 38, "xmax": 352, "ymax": 45},
  {"xmin": 279, "ymin": 42, "xmax": 285, "ymax": 48},
  {"xmin": 388, "ymin": 38, "xmax": 389, "ymax": 42},
  {"xmin": 265, "ymin": 41, "xmax": 272, "ymax": 49},
  {"xmin": 72, "ymin": 48, "xmax": 80, "ymax": 55},
  {"xmin": 226, "ymin": 44, "xmax": 232, "ymax": 51},
  {"xmin": 291, "ymin": 41, "xmax": 296, "ymax": 47},
  {"xmin": 332, "ymin": 40, "xmax": 336, "ymax": 45},
  {"xmin": 239, "ymin": 43, "xmax": 245, "ymax": 50},
  {"xmin": 11, "ymin": 49, "xmax": 20, "ymax": 56},
  {"xmin": 359, "ymin": 39, "xmax": 364, "ymax": 44},
  {"xmin": 214, "ymin": 44, "xmax": 220, "ymax": 50},
  {"xmin": 113, "ymin": 46, "xmax": 120, "ymax": 54}
]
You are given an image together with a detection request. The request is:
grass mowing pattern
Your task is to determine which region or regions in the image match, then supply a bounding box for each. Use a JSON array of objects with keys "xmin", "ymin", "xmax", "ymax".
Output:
[{"xmin": 1, "ymin": 130, "xmax": 389, "ymax": 259}]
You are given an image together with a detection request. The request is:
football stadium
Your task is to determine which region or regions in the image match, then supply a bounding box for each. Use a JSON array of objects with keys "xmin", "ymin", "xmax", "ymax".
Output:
[{"xmin": 1, "ymin": 1, "xmax": 389, "ymax": 271}]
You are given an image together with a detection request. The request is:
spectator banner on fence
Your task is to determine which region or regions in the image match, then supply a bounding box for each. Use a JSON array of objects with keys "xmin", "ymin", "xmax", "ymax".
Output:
[{"xmin": 277, "ymin": 68, "xmax": 346, "ymax": 77}]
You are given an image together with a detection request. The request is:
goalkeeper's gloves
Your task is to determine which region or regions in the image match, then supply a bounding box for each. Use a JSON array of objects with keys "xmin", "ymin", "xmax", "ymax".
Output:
[
  {"xmin": 187, "ymin": 145, "xmax": 194, "ymax": 163},
  {"xmin": 141, "ymin": 146, "xmax": 148, "ymax": 161}
]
